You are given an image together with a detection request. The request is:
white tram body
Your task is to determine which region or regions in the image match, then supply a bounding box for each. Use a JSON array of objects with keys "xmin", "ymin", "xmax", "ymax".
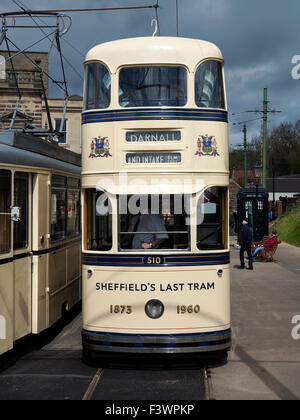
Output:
[
  {"xmin": 81, "ymin": 37, "xmax": 230, "ymax": 355},
  {"xmin": 0, "ymin": 131, "xmax": 81, "ymax": 357}
]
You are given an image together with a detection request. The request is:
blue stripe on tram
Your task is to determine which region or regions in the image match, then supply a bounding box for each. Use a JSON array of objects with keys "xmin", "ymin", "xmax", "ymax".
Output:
[
  {"xmin": 81, "ymin": 108, "xmax": 228, "ymax": 124},
  {"xmin": 82, "ymin": 252, "xmax": 230, "ymax": 267}
]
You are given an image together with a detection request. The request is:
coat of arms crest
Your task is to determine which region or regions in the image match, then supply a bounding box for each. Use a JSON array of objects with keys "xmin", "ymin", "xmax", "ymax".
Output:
[
  {"xmin": 195, "ymin": 134, "xmax": 219, "ymax": 157},
  {"xmin": 89, "ymin": 136, "xmax": 112, "ymax": 158}
]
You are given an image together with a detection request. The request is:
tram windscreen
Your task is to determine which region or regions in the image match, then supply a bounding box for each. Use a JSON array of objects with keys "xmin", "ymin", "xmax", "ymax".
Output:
[
  {"xmin": 84, "ymin": 62, "xmax": 111, "ymax": 110},
  {"xmin": 195, "ymin": 61, "xmax": 225, "ymax": 109},
  {"xmin": 197, "ymin": 187, "xmax": 227, "ymax": 250},
  {"xmin": 119, "ymin": 67, "xmax": 187, "ymax": 107},
  {"xmin": 119, "ymin": 195, "xmax": 190, "ymax": 251}
]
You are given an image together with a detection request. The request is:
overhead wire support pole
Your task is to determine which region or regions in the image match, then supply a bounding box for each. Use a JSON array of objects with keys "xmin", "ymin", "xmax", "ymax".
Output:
[
  {"xmin": 243, "ymin": 124, "xmax": 247, "ymax": 187},
  {"xmin": 244, "ymin": 87, "xmax": 281, "ymax": 189}
]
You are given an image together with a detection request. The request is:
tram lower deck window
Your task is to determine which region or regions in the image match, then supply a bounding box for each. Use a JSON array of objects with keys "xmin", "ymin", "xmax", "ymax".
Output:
[
  {"xmin": 14, "ymin": 172, "xmax": 29, "ymax": 250},
  {"xmin": 197, "ymin": 187, "xmax": 227, "ymax": 250},
  {"xmin": 119, "ymin": 66, "xmax": 187, "ymax": 107},
  {"xmin": 119, "ymin": 195, "xmax": 190, "ymax": 251}
]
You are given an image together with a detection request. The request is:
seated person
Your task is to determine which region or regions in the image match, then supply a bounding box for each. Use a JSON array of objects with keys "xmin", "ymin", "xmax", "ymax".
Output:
[
  {"xmin": 130, "ymin": 214, "xmax": 168, "ymax": 250},
  {"xmin": 252, "ymin": 230, "xmax": 280, "ymax": 259}
]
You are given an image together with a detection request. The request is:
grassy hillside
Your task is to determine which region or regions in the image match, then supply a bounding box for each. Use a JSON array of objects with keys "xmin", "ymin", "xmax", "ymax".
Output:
[{"xmin": 271, "ymin": 203, "xmax": 300, "ymax": 247}]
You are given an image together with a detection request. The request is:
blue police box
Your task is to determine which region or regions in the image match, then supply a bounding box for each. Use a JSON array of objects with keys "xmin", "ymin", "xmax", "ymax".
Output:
[{"xmin": 237, "ymin": 186, "xmax": 269, "ymax": 242}]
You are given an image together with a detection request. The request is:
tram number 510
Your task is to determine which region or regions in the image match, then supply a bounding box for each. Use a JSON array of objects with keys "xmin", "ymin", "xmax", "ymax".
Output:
[{"xmin": 146, "ymin": 256, "xmax": 162, "ymax": 265}]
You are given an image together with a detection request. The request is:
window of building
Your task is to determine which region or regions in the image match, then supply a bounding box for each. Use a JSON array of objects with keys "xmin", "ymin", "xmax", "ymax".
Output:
[
  {"xmin": 195, "ymin": 61, "xmax": 225, "ymax": 109},
  {"xmin": 197, "ymin": 187, "xmax": 227, "ymax": 250},
  {"xmin": 84, "ymin": 62, "xmax": 111, "ymax": 110},
  {"xmin": 85, "ymin": 189, "xmax": 112, "ymax": 251},
  {"xmin": 0, "ymin": 170, "xmax": 11, "ymax": 254},
  {"xmin": 55, "ymin": 119, "xmax": 68, "ymax": 144},
  {"xmin": 14, "ymin": 172, "xmax": 29, "ymax": 250},
  {"xmin": 119, "ymin": 195, "xmax": 190, "ymax": 251},
  {"xmin": 119, "ymin": 66, "xmax": 187, "ymax": 107}
]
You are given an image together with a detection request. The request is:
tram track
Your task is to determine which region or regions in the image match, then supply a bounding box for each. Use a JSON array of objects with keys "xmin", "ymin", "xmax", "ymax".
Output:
[
  {"xmin": 82, "ymin": 368, "xmax": 104, "ymax": 400},
  {"xmin": 204, "ymin": 368, "xmax": 215, "ymax": 400},
  {"xmin": 81, "ymin": 364, "xmax": 212, "ymax": 401}
]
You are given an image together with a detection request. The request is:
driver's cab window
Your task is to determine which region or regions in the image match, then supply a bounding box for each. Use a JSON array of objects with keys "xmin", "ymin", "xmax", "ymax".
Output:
[
  {"xmin": 119, "ymin": 194, "xmax": 190, "ymax": 251},
  {"xmin": 197, "ymin": 187, "xmax": 227, "ymax": 250}
]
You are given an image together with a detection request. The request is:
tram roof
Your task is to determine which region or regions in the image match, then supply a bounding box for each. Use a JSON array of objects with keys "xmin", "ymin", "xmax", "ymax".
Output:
[
  {"xmin": 0, "ymin": 130, "xmax": 81, "ymax": 173},
  {"xmin": 85, "ymin": 37, "xmax": 223, "ymax": 72}
]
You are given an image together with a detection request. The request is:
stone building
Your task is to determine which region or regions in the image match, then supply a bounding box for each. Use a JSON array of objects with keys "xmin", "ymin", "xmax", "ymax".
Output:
[
  {"xmin": 0, "ymin": 50, "xmax": 83, "ymax": 154},
  {"xmin": 0, "ymin": 50, "xmax": 48, "ymax": 129}
]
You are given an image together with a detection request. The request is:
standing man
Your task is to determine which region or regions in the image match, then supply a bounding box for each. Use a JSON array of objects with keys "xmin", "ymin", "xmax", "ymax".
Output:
[{"xmin": 238, "ymin": 219, "xmax": 253, "ymax": 270}]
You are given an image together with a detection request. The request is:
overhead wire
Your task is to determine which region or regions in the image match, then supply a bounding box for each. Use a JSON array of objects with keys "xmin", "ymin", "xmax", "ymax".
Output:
[
  {"xmin": 9, "ymin": 0, "xmax": 83, "ymax": 82},
  {"xmin": 11, "ymin": 5, "xmax": 158, "ymax": 13}
]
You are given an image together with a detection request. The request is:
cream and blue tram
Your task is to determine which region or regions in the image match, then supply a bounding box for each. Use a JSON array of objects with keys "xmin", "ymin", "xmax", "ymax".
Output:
[
  {"xmin": 0, "ymin": 131, "xmax": 81, "ymax": 359},
  {"xmin": 81, "ymin": 37, "xmax": 230, "ymax": 357}
]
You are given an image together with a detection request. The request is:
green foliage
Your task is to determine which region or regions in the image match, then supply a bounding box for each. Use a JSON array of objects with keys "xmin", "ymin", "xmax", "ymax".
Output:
[
  {"xmin": 272, "ymin": 204, "xmax": 300, "ymax": 247},
  {"xmin": 230, "ymin": 119, "xmax": 300, "ymax": 177}
]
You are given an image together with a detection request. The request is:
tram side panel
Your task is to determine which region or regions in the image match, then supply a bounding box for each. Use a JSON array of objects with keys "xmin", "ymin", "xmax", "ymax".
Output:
[
  {"xmin": 13, "ymin": 258, "xmax": 32, "ymax": 341},
  {"xmin": 0, "ymin": 263, "xmax": 14, "ymax": 355},
  {"xmin": 32, "ymin": 173, "xmax": 49, "ymax": 334},
  {"xmin": 48, "ymin": 244, "xmax": 81, "ymax": 326}
]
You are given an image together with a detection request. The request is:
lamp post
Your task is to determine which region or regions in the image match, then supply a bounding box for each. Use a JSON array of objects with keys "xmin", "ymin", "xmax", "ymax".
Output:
[{"xmin": 253, "ymin": 162, "xmax": 262, "ymax": 186}]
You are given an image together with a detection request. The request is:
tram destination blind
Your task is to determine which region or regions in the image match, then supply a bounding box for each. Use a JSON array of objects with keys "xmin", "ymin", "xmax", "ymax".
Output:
[
  {"xmin": 126, "ymin": 130, "xmax": 181, "ymax": 142},
  {"xmin": 126, "ymin": 152, "xmax": 181, "ymax": 164}
]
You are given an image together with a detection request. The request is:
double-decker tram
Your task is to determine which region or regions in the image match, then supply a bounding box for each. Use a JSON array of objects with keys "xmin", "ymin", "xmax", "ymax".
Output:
[
  {"xmin": 0, "ymin": 131, "xmax": 81, "ymax": 359},
  {"xmin": 81, "ymin": 37, "xmax": 230, "ymax": 358}
]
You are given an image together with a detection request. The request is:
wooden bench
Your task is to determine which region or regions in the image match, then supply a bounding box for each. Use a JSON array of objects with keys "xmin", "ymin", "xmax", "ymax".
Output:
[{"xmin": 252, "ymin": 236, "xmax": 281, "ymax": 263}]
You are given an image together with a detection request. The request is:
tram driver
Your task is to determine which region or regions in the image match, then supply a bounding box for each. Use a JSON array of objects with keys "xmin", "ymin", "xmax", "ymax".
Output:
[{"xmin": 129, "ymin": 214, "xmax": 169, "ymax": 250}]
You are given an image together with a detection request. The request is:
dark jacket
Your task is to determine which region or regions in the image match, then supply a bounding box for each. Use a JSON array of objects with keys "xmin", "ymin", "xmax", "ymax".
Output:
[{"xmin": 239, "ymin": 225, "xmax": 253, "ymax": 245}]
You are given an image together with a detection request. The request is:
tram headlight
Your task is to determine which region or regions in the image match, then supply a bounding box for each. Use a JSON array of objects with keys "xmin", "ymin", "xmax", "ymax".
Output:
[{"xmin": 145, "ymin": 299, "xmax": 164, "ymax": 319}]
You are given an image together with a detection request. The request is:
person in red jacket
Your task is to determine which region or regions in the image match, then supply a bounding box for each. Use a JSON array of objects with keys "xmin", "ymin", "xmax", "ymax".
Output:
[{"xmin": 252, "ymin": 230, "xmax": 280, "ymax": 259}]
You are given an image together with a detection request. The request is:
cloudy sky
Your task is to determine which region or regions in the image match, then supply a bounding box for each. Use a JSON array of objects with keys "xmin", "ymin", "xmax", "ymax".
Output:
[{"xmin": 1, "ymin": 0, "xmax": 300, "ymax": 146}]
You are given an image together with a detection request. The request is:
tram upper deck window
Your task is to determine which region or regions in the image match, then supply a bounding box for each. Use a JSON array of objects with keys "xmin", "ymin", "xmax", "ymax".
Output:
[
  {"xmin": 85, "ymin": 189, "xmax": 112, "ymax": 251},
  {"xmin": 0, "ymin": 170, "xmax": 11, "ymax": 254},
  {"xmin": 195, "ymin": 61, "xmax": 225, "ymax": 109},
  {"xmin": 197, "ymin": 187, "xmax": 227, "ymax": 250},
  {"xmin": 119, "ymin": 66, "xmax": 187, "ymax": 107},
  {"xmin": 119, "ymin": 195, "xmax": 190, "ymax": 251},
  {"xmin": 84, "ymin": 62, "xmax": 111, "ymax": 110}
]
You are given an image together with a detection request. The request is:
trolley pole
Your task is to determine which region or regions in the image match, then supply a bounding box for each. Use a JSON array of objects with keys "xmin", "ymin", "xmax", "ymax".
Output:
[{"xmin": 243, "ymin": 124, "xmax": 247, "ymax": 187}]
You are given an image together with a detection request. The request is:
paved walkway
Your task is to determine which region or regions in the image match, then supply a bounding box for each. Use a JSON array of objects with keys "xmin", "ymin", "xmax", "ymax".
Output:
[{"xmin": 211, "ymin": 239, "xmax": 300, "ymax": 400}]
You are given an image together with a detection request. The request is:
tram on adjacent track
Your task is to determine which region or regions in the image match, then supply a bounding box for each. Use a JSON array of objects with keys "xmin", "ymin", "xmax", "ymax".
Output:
[
  {"xmin": 81, "ymin": 36, "xmax": 230, "ymax": 357},
  {"xmin": 0, "ymin": 131, "xmax": 81, "ymax": 358}
]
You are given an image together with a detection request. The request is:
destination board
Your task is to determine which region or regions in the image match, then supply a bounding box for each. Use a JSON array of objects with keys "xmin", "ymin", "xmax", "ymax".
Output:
[
  {"xmin": 126, "ymin": 153, "xmax": 181, "ymax": 164},
  {"xmin": 126, "ymin": 131, "xmax": 181, "ymax": 142}
]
